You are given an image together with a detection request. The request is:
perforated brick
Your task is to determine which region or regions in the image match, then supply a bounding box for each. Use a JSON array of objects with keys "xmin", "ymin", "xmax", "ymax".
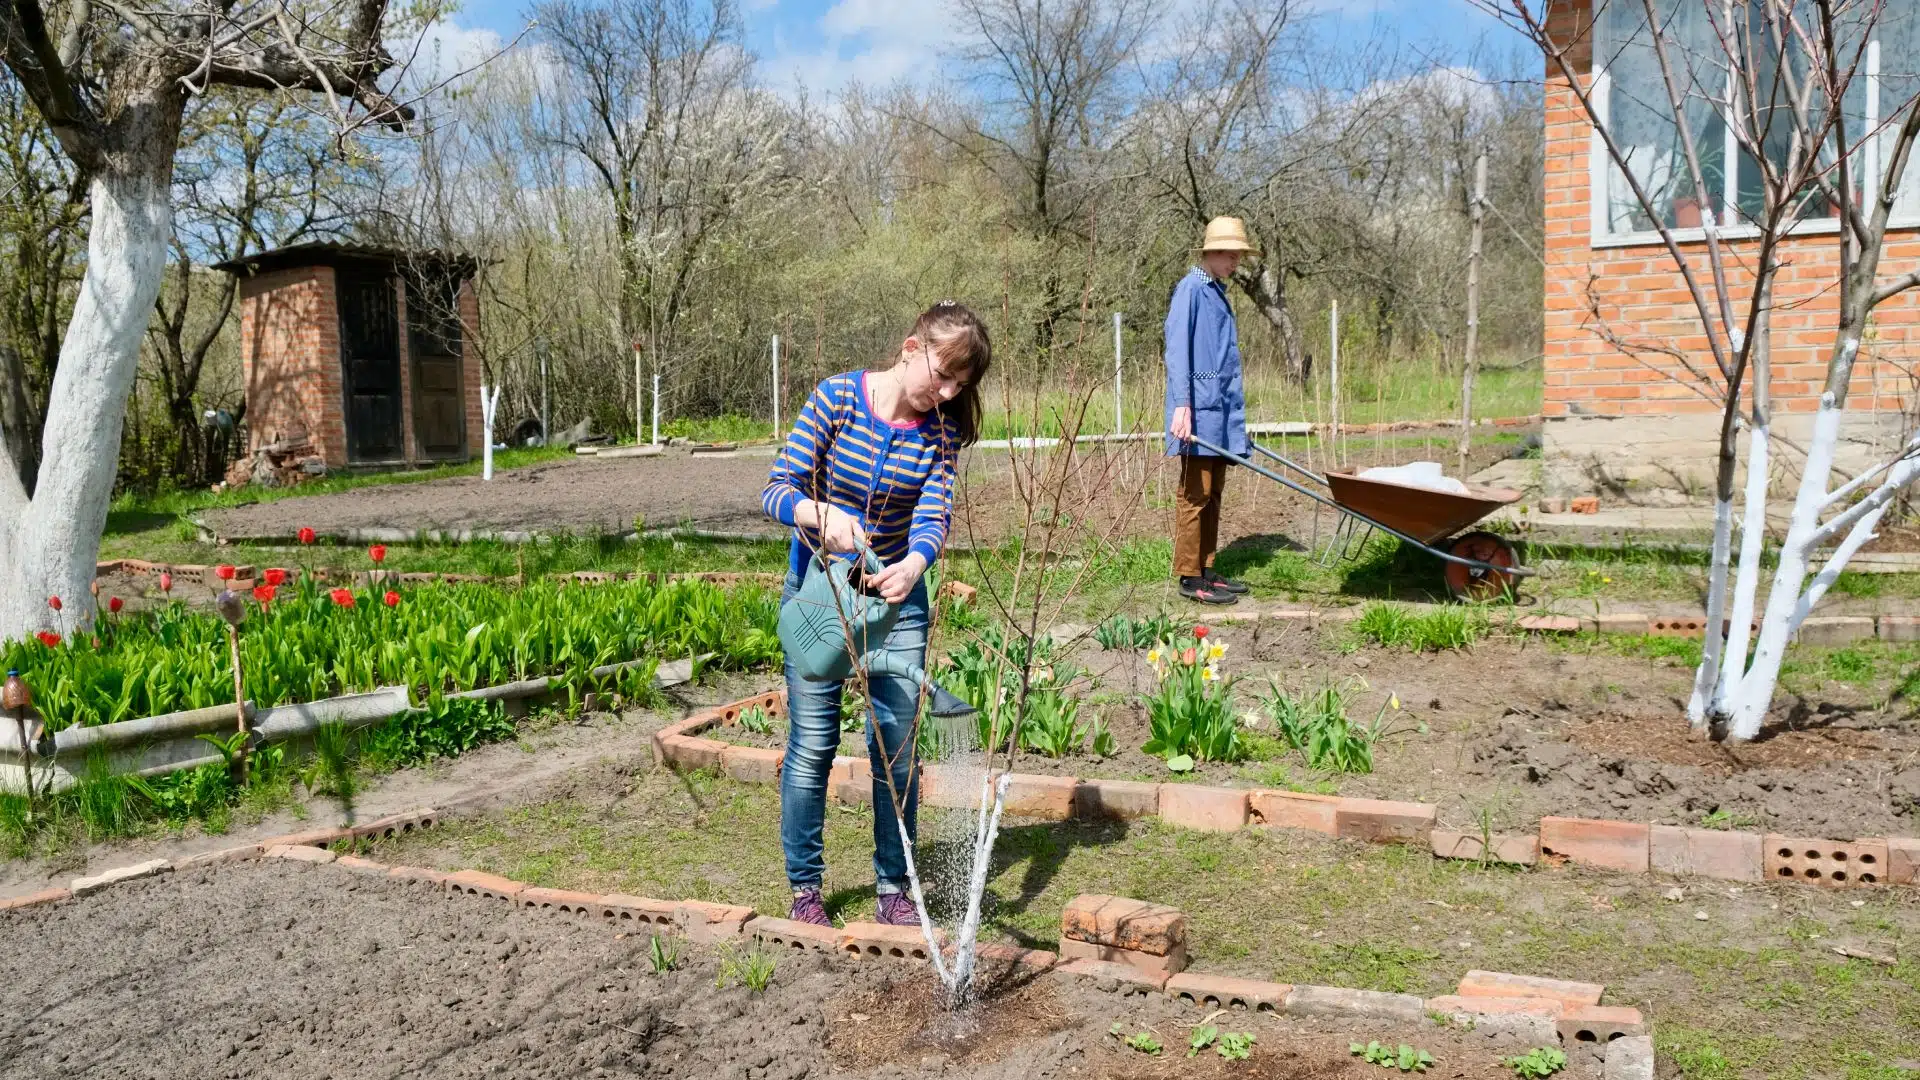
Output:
[
  {"xmin": 1558, "ymin": 1005, "xmax": 1645, "ymax": 1045},
  {"xmin": 520, "ymin": 887, "xmax": 607, "ymax": 918},
  {"xmin": 1165, "ymin": 973, "xmax": 1289, "ymax": 1012},
  {"xmin": 600, "ymin": 893, "xmax": 678, "ymax": 927},
  {"xmin": 746, "ymin": 915, "xmax": 842, "ymax": 952},
  {"xmin": 1762, "ymin": 836, "xmax": 1889, "ymax": 886},
  {"xmin": 445, "ymin": 869, "xmax": 526, "ymax": 902}
]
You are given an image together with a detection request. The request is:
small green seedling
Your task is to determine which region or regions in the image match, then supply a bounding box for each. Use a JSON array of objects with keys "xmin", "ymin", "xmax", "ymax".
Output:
[
  {"xmin": 1352, "ymin": 1041, "xmax": 1434, "ymax": 1072},
  {"xmin": 1187, "ymin": 1024, "xmax": 1219, "ymax": 1057},
  {"xmin": 738, "ymin": 706, "xmax": 773, "ymax": 735},
  {"xmin": 1505, "ymin": 1047, "xmax": 1567, "ymax": 1078},
  {"xmin": 1124, "ymin": 1031, "xmax": 1163, "ymax": 1055},
  {"xmin": 716, "ymin": 944, "xmax": 777, "ymax": 992},
  {"xmin": 647, "ymin": 933, "xmax": 680, "ymax": 974},
  {"xmin": 1217, "ymin": 1032, "xmax": 1254, "ymax": 1061}
]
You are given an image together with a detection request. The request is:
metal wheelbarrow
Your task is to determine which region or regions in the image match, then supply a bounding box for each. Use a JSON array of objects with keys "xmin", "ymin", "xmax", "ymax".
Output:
[{"xmin": 1188, "ymin": 435, "xmax": 1535, "ymax": 601}]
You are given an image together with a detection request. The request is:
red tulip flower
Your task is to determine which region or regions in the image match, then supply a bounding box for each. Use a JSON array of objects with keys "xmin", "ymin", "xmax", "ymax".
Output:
[
  {"xmin": 47, "ymin": 595, "xmax": 60, "ymax": 612},
  {"xmin": 108, "ymin": 596, "xmax": 123, "ymax": 614},
  {"xmin": 1193, "ymin": 625, "xmax": 1209, "ymax": 640},
  {"xmin": 264, "ymin": 568, "xmax": 287, "ymax": 587},
  {"xmin": 299, "ymin": 527, "xmax": 316, "ymax": 545},
  {"xmin": 216, "ymin": 564, "xmax": 236, "ymax": 581},
  {"xmin": 253, "ymin": 584, "xmax": 277, "ymax": 605},
  {"xmin": 329, "ymin": 588, "xmax": 356, "ymax": 608},
  {"xmin": 159, "ymin": 572, "xmax": 173, "ymax": 593},
  {"xmin": 368, "ymin": 544, "xmax": 387, "ymax": 564},
  {"xmin": 383, "ymin": 590, "xmax": 401, "ymax": 607},
  {"xmin": 34, "ymin": 631, "xmax": 59, "ymax": 647}
]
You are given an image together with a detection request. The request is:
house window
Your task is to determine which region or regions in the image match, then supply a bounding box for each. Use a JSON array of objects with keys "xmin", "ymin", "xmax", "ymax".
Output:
[{"xmin": 1593, "ymin": 0, "xmax": 1920, "ymax": 240}]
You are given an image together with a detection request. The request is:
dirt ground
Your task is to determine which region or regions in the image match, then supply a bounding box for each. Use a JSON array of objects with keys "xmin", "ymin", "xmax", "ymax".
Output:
[
  {"xmin": 198, "ymin": 431, "xmax": 1530, "ymax": 553},
  {"xmin": 718, "ymin": 618, "xmax": 1920, "ymax": 839},
  {"xmin": 0, "ymin": 860, "xmax": 1596, "ymax": 1080}
]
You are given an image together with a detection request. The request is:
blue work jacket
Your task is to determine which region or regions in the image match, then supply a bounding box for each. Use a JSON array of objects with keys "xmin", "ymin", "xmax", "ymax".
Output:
[{"xmin": 1163, "ymin": 267, "xmax": 1249, "ymax": 457}]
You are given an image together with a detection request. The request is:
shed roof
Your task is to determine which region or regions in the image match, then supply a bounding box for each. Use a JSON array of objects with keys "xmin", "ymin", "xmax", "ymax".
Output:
[{"xmin": 213, "ymin": 241, "xmax": 481, "ymax": 279}]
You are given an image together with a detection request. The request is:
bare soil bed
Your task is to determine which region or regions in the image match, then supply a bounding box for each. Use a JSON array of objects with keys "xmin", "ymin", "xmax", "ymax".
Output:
[
  {"xmin": 198, "ymin": 431, "xmax": 1527, "ymax": 558},
  {"xmin": 0, "ymin": 860, "xmax": 1589, "ymax": 1080},
  {"xmin": 720, "ymin": 619, "xmax": 1920, "ymax": 839}
]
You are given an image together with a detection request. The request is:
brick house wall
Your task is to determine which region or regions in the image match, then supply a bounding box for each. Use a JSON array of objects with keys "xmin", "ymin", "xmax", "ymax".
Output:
[
  {"xmin": 239, "ymin": 266, "xmax": 346, "ymax": 467},
  {"xmin": 1542, "ymin": 0, "xmax": 1918, "ymax": 503},
  {"xmin": 460, "ymin": 279, "xmax": 484, "ymax": 456}
]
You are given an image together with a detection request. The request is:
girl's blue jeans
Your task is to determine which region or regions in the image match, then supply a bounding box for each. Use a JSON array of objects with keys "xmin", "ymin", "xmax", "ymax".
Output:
[{"xmin": 780, "ymin": 566, "xmax": 927, "ymax": 894}]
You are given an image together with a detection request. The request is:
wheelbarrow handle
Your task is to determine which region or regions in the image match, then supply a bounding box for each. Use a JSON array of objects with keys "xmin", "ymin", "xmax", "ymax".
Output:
[{"xmin": 1185, "ymin": 435, "xmax": 1535, "ymax": 580}]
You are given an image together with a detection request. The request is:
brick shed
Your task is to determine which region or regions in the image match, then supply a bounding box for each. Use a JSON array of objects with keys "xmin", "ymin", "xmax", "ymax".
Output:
[
  {"xmin": 217, "ymin": 243, "xmax": 484, "ymax": 470},
  {"xmin": 1541, "ymin": 0, "xmax": 1920, "ymax": 504}
]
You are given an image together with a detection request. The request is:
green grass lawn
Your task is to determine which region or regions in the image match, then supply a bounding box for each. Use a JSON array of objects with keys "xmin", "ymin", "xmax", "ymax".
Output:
[{"xmin": 366, "ymin": 767, "xmax": 1920, "ymax": 1080}]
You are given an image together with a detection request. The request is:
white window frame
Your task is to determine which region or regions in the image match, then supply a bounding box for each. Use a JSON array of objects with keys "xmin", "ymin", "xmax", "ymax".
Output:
[{"xmin": 1590, "ymin": 17, "xmax": 1920, "ymax": 248}]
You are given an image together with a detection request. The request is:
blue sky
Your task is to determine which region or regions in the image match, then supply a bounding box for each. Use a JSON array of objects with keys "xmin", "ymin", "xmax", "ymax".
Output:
[{"xmin": 429, "ymin": 0, "xmax": 1520, "ymax": 96}]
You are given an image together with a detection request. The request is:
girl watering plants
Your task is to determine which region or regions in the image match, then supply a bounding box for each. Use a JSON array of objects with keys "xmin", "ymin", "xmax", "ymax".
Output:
[{"xmin": 761, "ymin": 301, "xmax": 991, "ymax": 928}]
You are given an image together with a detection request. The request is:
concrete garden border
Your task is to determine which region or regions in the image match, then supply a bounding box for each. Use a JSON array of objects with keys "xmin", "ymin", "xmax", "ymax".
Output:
[
  {"xmin": 658, "ymin": 691, "xmax": 1920, "ymax": 891},
  {"xmin": 1, "ymin": 784, "xmax": 1650, "ymax": 1080}
]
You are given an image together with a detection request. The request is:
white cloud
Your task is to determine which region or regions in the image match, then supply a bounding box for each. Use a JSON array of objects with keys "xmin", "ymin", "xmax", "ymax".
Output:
[
  {"xmin": 391, "ymin": 18, "xmax": 522, "ymax": 96},
  {"xmin": 760, "ymin": 0, "xmax": 955, "ymax": 95}
]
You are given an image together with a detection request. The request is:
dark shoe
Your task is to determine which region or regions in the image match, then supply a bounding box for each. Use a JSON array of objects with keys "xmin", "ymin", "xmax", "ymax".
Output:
[
  {"xmin": 1204, "ymin": 568, "xmax": 1250, "ymax": 594},
  {"xmin": 1179, "ymin": 576, "xmax": 1239, "ymax": 606},
  {"xmin": 875, "ymin": 892, "xmax": 923, "ymax": 926},
  {"xmin": 790, "ymin": 886, "xmax": 832, "ymax": 926}
]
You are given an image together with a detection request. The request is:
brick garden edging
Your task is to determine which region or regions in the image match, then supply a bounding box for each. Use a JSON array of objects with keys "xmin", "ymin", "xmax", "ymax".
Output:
[
  {"xmin": 1, "ymin": 795, "xmax": 1649, "ymax": 1077},
  {"xmin": 660, "ymin": 691, "xmax": 1920, "ymax": 890}
]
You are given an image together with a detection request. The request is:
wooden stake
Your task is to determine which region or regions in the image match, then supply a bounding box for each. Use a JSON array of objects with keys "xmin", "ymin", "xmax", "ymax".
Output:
[
  {"xmin": 228, "ymin": 624, "xmax": 248, "ymax": 786},
  {"xmin": 1458, "ymin": 145, "xmax": 1488, "ymax": 478}
]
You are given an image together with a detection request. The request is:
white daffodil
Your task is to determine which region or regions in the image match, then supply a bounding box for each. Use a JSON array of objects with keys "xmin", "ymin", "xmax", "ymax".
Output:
[
  {"xmin": 1239, "ymin": 709, "xmax": 1262, "ymax": 728},
  {"xmin": 1206, "ymin": 641, "xmax": 1227, "ymax": 662},
  {"xmin": 1389, "ymin": 692, "xmax": 1401, "ymax": 710},
  {"xmin": 1202, "ymin": 664, "xmax": 1219, "ymax": 682},
  {"xmin": 1146, "ymin": 647, "xmax": 1164, "ymax": 666}
]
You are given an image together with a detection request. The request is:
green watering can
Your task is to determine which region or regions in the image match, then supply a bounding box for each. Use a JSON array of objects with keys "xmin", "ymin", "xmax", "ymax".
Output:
[{"xmin": 778, "ymin": 546, "xmax": 977, "ymax": 719}]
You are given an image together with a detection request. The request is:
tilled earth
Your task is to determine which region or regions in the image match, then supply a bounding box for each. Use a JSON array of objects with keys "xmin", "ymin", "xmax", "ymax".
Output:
[
  {"xmin": 0, "ymin": 860, "xmax": 1597, "ymax": 1080},
  {"xmin": 719, "ymin": 619, "xmax": 1920, "ymax": 839}
]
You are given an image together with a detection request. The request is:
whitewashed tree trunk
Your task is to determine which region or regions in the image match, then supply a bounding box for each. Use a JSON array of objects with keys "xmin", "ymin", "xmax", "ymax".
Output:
[
  {"xmin": 1714, "ymin": 422, "xmax": 1770, "ymax": 712},
  {"xmin": 0, "ymin": 167, "xmax": 173, "ymax": 642}
]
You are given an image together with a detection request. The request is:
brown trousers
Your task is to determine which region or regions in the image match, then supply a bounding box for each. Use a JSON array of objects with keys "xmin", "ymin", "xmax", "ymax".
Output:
[{"xmin": 1174, "ymin": 455, "xmax": 1228, "ymax": 579}]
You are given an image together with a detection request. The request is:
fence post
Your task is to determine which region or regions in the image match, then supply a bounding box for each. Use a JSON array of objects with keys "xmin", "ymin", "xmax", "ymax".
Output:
[
  {"xmin": 1112, "ymin": 312, "xmax": 1124, "ymax": 433},
  {"xmin": 651, "ymin": 367, "xmax": 661, "ymax": 446},
  {"xmin": 1330, "ymin": 299, "xmax": 1341, "ymax": 467},
  {"xmin": 1458, "ymin": 144, "xmax": 1488, "ymax": 477},
  {"xmin": 772, "ymin": 332, "xmax": 782, "ymax": 437},
  {"xmin": 537, "ymin": 339, "xmax": 550, "ymax": 446}
]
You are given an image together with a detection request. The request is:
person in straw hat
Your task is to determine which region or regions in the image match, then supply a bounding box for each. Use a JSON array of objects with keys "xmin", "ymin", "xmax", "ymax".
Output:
[{"xmin": 1164, "ymin": 216, "xmax": 1255, "ymax": 605}]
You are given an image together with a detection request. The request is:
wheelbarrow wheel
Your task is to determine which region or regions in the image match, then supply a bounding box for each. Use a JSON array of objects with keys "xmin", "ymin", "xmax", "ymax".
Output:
[{"xmin": 1442, "ymin": 531, "xmax": 1518, "ymax": 602}]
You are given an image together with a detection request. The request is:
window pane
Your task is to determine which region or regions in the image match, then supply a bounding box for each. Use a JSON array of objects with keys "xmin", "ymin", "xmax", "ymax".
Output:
[
  {"xmin": 1600, "ymin": 0, "xmax": 1729, "ymax": 233},
  {"xmin": 1876, "ymin": 5, "xmax": 1920, "ymax": 218}
]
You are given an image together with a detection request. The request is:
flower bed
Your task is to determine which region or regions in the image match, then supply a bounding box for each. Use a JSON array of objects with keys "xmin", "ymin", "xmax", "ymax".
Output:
[{"xmin": 6, "ymin": 576, "xmax": 779, "ymax": 733}]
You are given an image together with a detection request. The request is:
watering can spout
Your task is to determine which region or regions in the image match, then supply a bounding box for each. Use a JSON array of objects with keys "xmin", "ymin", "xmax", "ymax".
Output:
[{"xmin": 863, "ymin": 650, "xmax": 977, "ymax": 719}]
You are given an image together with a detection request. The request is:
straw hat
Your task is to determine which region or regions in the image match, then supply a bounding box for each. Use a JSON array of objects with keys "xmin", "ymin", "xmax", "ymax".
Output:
[{"xmin": 1197, "ymin": 216, "xmax": 1258, "ymax": 255}]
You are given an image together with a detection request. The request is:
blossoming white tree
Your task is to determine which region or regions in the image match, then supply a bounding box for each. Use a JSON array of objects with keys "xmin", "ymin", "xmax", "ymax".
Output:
[
  {"xmin": 0, "ymin": 0, "xmax": 422, "ymax": 642},
  {"xmin": 1484, "ymin": 0, "xmax": 1920, "ymax": 739}
]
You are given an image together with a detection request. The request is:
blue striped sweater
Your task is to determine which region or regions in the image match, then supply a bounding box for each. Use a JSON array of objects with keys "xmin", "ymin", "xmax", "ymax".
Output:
[{"xmin": 762, "ymin": 371, "xmax": 958, "ymax": 578}]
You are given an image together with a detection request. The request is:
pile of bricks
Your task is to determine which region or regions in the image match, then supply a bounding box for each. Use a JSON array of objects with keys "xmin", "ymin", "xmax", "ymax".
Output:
[{"xmin": 1057, "ymin": 894, "xmax": 1189, "ymax": 990}]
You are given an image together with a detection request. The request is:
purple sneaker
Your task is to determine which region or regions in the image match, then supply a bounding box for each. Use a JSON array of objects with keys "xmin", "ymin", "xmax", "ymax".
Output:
[
  {"xmin": 790, "ymin": 886, "xmax": 831, "ymax": 926},
  {"xmin": 876, "ymin": 892, "xmax": 922, "ymax": 927}
]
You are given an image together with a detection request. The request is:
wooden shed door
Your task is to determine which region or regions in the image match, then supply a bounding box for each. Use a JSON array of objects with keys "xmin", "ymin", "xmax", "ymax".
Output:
[
  {"xmin": 338, "ymin": 270, "xmax": 402, "ymax": 462},
  {"xmin": 408, "ymin": 275, "xmax": 466, "ymax": 459}
]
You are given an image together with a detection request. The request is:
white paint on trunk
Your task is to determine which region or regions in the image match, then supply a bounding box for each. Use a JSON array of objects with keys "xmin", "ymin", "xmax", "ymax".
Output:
[
  {"xmin": 1714, "ymin": 422, "xmax": 1770, "ymax": 715},
  {"xmin": 1688, "ymin": 486, "xmax": 1734, "ymax": 729},
  {"xmin": 0, "ymin": 170, "xmax": 172, "ymax": 643},
  {"xmin": 1729, "ymin": 395, "xmax": 1843, "ymax": 739}
]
